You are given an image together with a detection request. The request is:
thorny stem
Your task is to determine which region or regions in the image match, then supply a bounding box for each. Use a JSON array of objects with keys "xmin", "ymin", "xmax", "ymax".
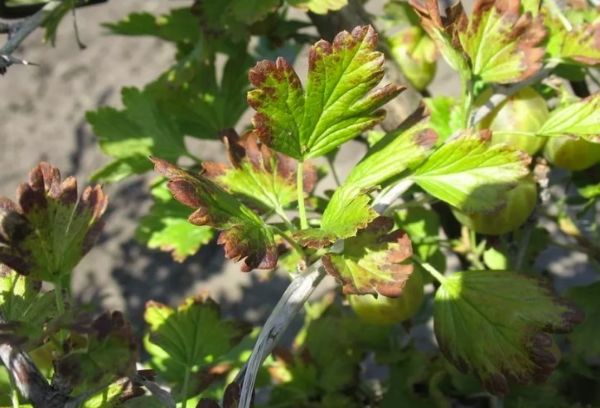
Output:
[
  {"xmin": 296, "ymin": 161, "xmax": 308, "ymax": 229},
  {"xmin": 0, "ymin": 1, "xmax": 61, "ymax": 69}
]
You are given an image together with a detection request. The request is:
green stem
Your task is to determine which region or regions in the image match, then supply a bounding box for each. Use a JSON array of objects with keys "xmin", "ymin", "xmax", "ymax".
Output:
[
  {"xmin": 10, "ymin": 383, "xmax": 19, "ymax": 408},
  {"xmin": 296, "ymin": 161, "xmax": 308, "ymax": 230},
  {"xmin": 414, "ymin": 257, "xmax": 446, "ymax": 284},
  {"xmin": 274, "ymin": 227, "xmax": 306, "ymax": 262},
  {"xmin": 54, "ymin": 281, "xmax": 65, "ymax": 315},
  {"xmin": 274, "ymin": 206, "xmax": 295, "ymax": 231},
  {"xmin": 181, "ymin": 366, "xmax": 191, "ymax": 408},
  {"xmin": 462, "ymin": 79, "xmax": 474, "ymax": 129}
]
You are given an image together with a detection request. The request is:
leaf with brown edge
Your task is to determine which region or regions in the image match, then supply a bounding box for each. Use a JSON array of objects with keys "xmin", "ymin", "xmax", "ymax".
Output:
[
  {"xmin": 54, "ymin": 311, "xmax": 137, "ymax": 395},
  {"xmin": 203, "ymin": 129, "xmax": 317, "ymax": 212},
  {"xmin": 321, "ymin": 217, "xmax": 414, "ymax": 297},
  {"xmin": 434, "ymin": 270, "xmax": 583, "ymax": 396},
  {"xmin": 0, "ymin": 162, "xmax": 107, "ymax": 283},
  {"xmin": 544, "ymin": 6, "xmax": 600, "ymax": 66},
  {"xmin": 409, "ymin": 0, "xmax": 470, "ymax": 79},
  {"xmin": 151, "ymin": 157, "xmax": 277, "ymax": 272},
  {"xmin": 247, "ymin": 25, "xmax": 404, "ymax": 160},
  {"xmin": 458, "ymin": 0, "xmax": 546, "ymax": 84}
]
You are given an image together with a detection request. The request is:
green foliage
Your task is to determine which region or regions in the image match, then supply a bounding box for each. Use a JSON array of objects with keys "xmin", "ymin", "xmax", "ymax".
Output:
[
  {"xmin": 203, "ymin": 130, "xmax": 317, "ymax": 213},
  {"xmin": 136, "ymin": 181, "xmax": 214, "ymax": 262},
  {"xmin": 322, "ymin": 217, "xmax": 414, "ymax": 297},
  {"xmin": 567, "ymin": 282, "xmax": 600, "ymax": 360},
  {"xmin": 54, "ymin": 312, "xmax": 137, "ymax": 395},
  {"xmin": 434, "ymin": 270, "xmax": 583, "ymax": 395},
  {"xmin": 144, "ymin": 296, "xmax": 250, "ymax": 394},
  {"xmin": 537, "ymin": 93, "xmax": 600, "ymax": 142},
  {"xmin": 4, "ymin": 0, "xmax": 600, "ymax": 406},
  {"xmin": 152, "ymin": 158, "xmax": 278, "ymax": 272},
  {"xmin": 0, "ymin": 267, "xmax": 55, "ymax": 342},
  {"xmin": 247, "ymin": 25, "xmax": 403, "ymax": 160},
  {"xmin": 411, "ymin": 133, "xmax": 531, "ymax": 213}
]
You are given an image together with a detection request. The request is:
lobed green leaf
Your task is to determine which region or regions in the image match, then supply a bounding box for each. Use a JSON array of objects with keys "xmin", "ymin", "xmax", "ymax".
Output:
[
  {"xmin": 248, "ymin": 25, "xmax": 404, "ymax": 160},
  {"xmin": 136, "ymin": 181, "xmax": 214, "ymax": 262},
  {"xmin": 322, "ymin": 217, "xmax": 414, "ymax": 297},
  {"xmin": 144, "ymin": 296, "xmax": 250, "ymax": 385},
  {"xmin": 411, "ymin": 132, "xmax": 531, "ymax": 213},
  {"xmin": 537, "ymin": 94, "xmax": 600, "ymax": 143},
  {"xmin": 434, "ymin": 270, "xmax": 583, "ymax": 395}
]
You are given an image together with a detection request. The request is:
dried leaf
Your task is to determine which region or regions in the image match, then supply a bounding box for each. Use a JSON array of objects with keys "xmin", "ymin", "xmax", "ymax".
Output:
[
  {"xmin": 152, "ymin": 158, "xmax": 277, "ymax": 272},
  {"xmin": 0, "ymin": 163, "xmax": 107, "ymax": 282}
]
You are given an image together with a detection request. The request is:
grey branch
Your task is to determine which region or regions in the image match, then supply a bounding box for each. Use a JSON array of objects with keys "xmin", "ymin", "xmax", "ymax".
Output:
[
  {"xmin": 0, "ymin": 315, "xmax": 72, "ymax": 407},
  {"xmin": 0, "ymin": 0, "xmax": 61, "ymax": 70},
  {"xmin": 238, "ymin": 261, "xmax": 326, "ymax": 408}
]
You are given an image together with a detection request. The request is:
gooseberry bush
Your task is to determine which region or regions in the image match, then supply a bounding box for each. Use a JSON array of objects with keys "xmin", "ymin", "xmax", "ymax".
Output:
[{"xmin": 1, "ymin": 0, "xmax": 600, "ymax": 407}]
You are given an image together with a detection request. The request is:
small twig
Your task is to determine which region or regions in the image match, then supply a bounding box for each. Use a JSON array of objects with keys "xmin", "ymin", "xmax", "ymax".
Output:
[
  {"xmin": 0, "ymin": 0, "xmax": 61, "ymax": 71},
  {"xmin": 70, "ymin": 0, "xmax": 86, "ymax": 49}
]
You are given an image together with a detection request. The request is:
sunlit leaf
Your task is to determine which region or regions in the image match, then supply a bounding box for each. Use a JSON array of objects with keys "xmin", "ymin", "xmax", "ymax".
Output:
[
  {"xmin": 144, "ymin": 296, "xmax": 250, "ymax": 384},
  {"xmin": 287, "ymin": 0, "xmax": 347, "ymax": 14},
  {"xmin": 537, "ymin": 94, "xmax": 600, "ymax": 143},
  {"xmin": 203, "ymin": 130, "xmax": 317, "ymax": 212},
  {"xmin": 411, "ymin": 132, "xmax": 531, "ymax": 213},
  {"xmin": 295, "ymin": 123, "xmax": 435, "ymax": 247},
  {"xmin": 136, "ymin": 181, "xmax": 214, "ymax": 262},
  {"xmin": 458, "ymin": 0, "xmax": 546, "ymax": 83},
  {"xmin": 409, "ymin": 0, "xmax": 470, "ymax": 80},
  {"xmin": 423, "ymin": 96, "xmax": 462, "ymax": 142},
  {"xmin": 152, "ymin": 158, "xmax": 278, "ymax": 271},
  {"xmin": 544, "ymin": 7, "xmax": 600, "ymax": 66},
  {"xmin": 322, "ymin": 217, "xmax": 413, "ymax": 297},
  {"xmin": 434, "ymin": 270, "xmax": 583, "ymax": 395},
  {"xmin": 0, "ymin": 266, "xmax": 56, "ymax": 343},
  {"xmin": 248, "ymin": 25, "xmax": 404, "ymax": 160}
]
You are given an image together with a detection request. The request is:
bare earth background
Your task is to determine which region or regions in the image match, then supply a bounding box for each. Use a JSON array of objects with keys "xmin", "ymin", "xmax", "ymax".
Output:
[{"xmin": 0, "ymin": 0, "xmax": 594, "ymax": 335}]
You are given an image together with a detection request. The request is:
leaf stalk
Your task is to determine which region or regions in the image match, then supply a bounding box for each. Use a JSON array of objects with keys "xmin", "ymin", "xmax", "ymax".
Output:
[{"xmin": 296, "ymin": 161, "xmax": 308, "ymax": 229}]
